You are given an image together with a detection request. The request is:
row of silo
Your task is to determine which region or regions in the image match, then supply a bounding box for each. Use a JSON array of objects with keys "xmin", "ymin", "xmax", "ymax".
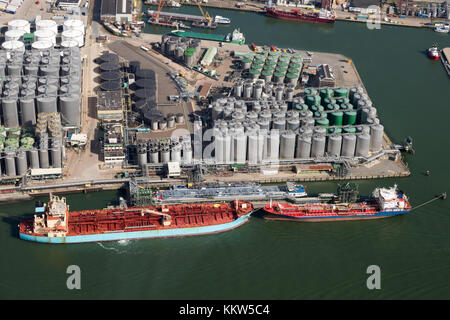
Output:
[
  {"xmin": 160, "ymin": 35, "xmax": 201, "ymax": 67},
  {"xmin": 136, "ymin": 135, "xmax": 192, "ymax": 165},
  {"xmin": 0, "ymin": 47, "xmax": 82, "ymax": 127},
  {"xmin": 98, "ymin": 52, "xmax": 121, "ymax": 93},
  {"xmin": 241, "ymin": 52, "xmax": 303, "ymax": 86}
]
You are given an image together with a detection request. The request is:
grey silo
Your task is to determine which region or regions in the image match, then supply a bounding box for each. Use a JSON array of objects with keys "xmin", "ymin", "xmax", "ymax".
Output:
[
  {"xmin": 280, "ymin": 131, "xmax": 296, "ymax": 159},
  {"xmin": 341, "ymin": 134, "xmax": 356, "ymax": 157},
  {"xmin": 285, "ymin": 88, "xmax": 294, "ymax": 101},
  {"xmin": 28, "ymin": 148, "xmax": 40, "ymax": 169},
  {"xmin": 286, "ymin": 117, "xmax": 300, "ymax": 131},
  {"xmin": 234, "ymin": 83, "xmax": 243, "ymax": 97},
  {"xmin": 5, "ymin": 81, "xmax": 19, "ymax": 91},
  {"xmin": 24, "ymin": 65, "xmax": 39, "ymax": 76},
  {"xmin": 4, "ymin": 151, "xmax": 16, "ymax": 177},
  {"xmin": 183, "ymin": 146, "xmax": 192, "ymax": 164},
  {"xmin": 167, "ymin": 114, "xmax": 176, "ymax": 128},
  {"xmin": 2, "ymin": 98, "xmax": 19, "ymax": 127},
  {"xmin": 369, "ymin": 124, "xmax": 384, "ymax": 152},
  {"xmin": 171, "ymin": 145, "xmax": 182, "ymax": 162},
  {"xmin": 257, "ymin": 119, "xmax": 270, "ymax": 130},
  {"xmin": 243, "ymin": 83, "xmax": 252, "ymax": 98},
  {"xmin": 326, "ymin": 134, "xmax": 342, "ymax": 157},
  {"xmin": 158, "ymin": 119, "xmax": 167, "ymax": 130},
  {"xmin": 38, "ymin": 77, "xmax": 59, "ymax": 87},
  {"xmin": 7, "ymin": 64, "xmax": 21, "ymax": 77},
  {"xmin": 214, "ymin": 132, "xmax": 224, "ymax": 163},
  {"xmin": 39, "ymin": 136, "xmax": 50, "ymax": 169},
  {"xmin": 150, "ymin": 119, "xmax": 159, "ymax": 131},
  {"xmin": 39, "ymin": 65, "xmax": 59, "ymax": 77},
  {"xmin": 16, "ymin": 150, "xmax": 28, "ymax": 175},
  {"xmin": 51, "ymin": 138, "xmax": 62, "ymax": 168},
  {"xmin": 313, "ymin": 126, "xmax": 327, "ymax": 135},
  {"xmin": 247, "ymin": 130, "xmax": 264, "ymax": 164},
  {"xmin": 223, "ymin": 134, "xmax": 232, "ymax": 163},
  {"xmin": 296, "ymin": 134, "xmax": 312, "ymax": 158},
  {"xmin": 233, "ymin": 133, "xmax": 247, "ymax": 163},
  {"xmin": 37, "ymin": 96, "xmax": 57, "ymax": 113},
  {"xmin": 160, "ymin": 148, "xmax": 170, "ymax": 163},
  {"xmin": 176, "ymin": 113, "xmax": 184, "ymax": 123},
  {"xmin": 253, "ymin": 84, "xmax": 263, "ymax": 99},
  {"xmin": 355, "ymin": 133, "xmax": 370, "ymax": 157},
  {"xmin": 149, "ymin": 149, "xmax": 159, "ymax": 163},
  {"xmin": 20, "ymin": 98, "xmax": 36, "ymax": 126},
  {"xmin": 137, "ymin": 145, "xmax": 148, "ymax": 167},
  {"xmin": 37, "ymin": 85, "xmax": 58, "ymax": 96},
  {"xmin": 311, "ymin": 135, "xmax": 326, "ymax": 158},
  {"xmin": 270, "ymin": 117, "xmax": 285, "ymax": 130},
  {"xmin": 275, "ymin": 87, "xmax": 283, "ymax": 101},
  {"xmin": 264, "ymin": 130, "xmax": 280, "ymax": 161},
  {"xmin": 232, "ymin": 111, "xmax": 245, "ymax": 121}
]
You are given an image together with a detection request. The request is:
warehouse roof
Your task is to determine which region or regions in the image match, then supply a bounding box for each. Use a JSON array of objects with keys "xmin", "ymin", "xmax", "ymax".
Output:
[{"xmin": 101, "ymin": 0, "xmax": 132, "ymax": 16}]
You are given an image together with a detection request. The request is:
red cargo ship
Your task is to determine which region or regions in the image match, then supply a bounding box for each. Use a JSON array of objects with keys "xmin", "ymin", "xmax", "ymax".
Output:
[
  {"xmin": 263, "ymin": 185, "xmax": 411, "ymax": 222},
  {"xmin": 265, "ymin": 6, "xmax": 335, "ymax": 24},
  {"xmin": 19, "ymin": 196, "xmax": 254, "ymax": 244}
]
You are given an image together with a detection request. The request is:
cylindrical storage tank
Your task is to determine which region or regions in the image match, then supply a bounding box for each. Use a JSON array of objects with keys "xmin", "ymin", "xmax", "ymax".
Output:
[
  {"xmin": 253, "ymin": 85, "xmax": 263, "ymax": 99},
  {"xmin": 341, "ymin": 134, "xmax": 357, "ymax": 157},
  {"xmin": 20, "ymin": 98, "xmax": 36, "ymax": 126},
  {"xmin": 8, "ymin": 19, "xmax": 30, "ymax": 33},
  {"xmin": 5, "ymin": 29, "xmax": 26, "ymax": 41},
  {"xmin": 311, "ymin": 135, "xmax": 326, "ymax": 158},
  {"xmin": 37, "ymin": 96, "xmax": 57, "ymax": 114},
  {"xmin": 233, "ymin": 134, "xmax": 247, "ymax": 163},
  {"xmin": 167, "ymin": 114, "xmax": 175, "ymax": 128},
  {"xmin": 34, "ymin": 30, "xmax": 56, "ymax": 45},
  {"xmin": 247, "ymin": 130, "xmax": 264, "ymax": 164},
  {"xmin": 296, "ymin": 134, "xmax": 312, "ymax": 158},
  {"xmin": 2, "ymin": 40, "xmax": 25, "ymax": 53},
  {"xmin": 358, "ymin": 107, "xmax": 370, "ymax": 124},
  {"xmin": 160, "ymin": 149, "xmax": 170, "ymax": 163},
  {"xmin": 37, "ymin": 85, "xmax": 58, "ymax": 96},
  {"xmin": 355, "ymin": 134, "xmax": 370, "ymax": 157},
  {"xmin": 138, "ymin": 148, "xmax": 148, "ymax": 167},
  {"xmin": 36, "ymin": 19, "xmax": 58, "ymax": 34},
  {"xmin": 327, "ymin": 134, "xmax": 342, "ymax": 157},
  {"xmin": 100, "ymin": 81, "xmax": 121, "ymax": 91},
  {"xmin": 62, "ymin": 29, "xmax": 84, "ymax": 47},
  {"xmin": 280, "ymin": 131, "xmax": 296, "ymax": 159},
  {"xmin": 4, "ymin": 151, "xmax": 16, "ymax": 176},
  {"xmin": 171, "ymin": 146, "xmax": 182, "ymax": 162},
  {"xmin": 149, "ymin": 149, "xmax": 159, "ymax": 163},
  {"xmin": 158, "ymin": 119, "xmax": 167, "ymax": 130},
  {"xmin": 59, "ymin": 94, "xmax": 81, "ymax": 125},
  {"xmin": 272, "ymin": 118, "xmax": 286, "ymax": 130},
  {"xmin": 28, "ymin": 148, "xmax": 40, "ymax": 169},
  {"xmin": 370, "ymin": 124, "xmax": 384, "ymax": 152},
  {"xmin": 63, "ymin": 19, "xmax": 85, "ymax": 35},
  {"xmin": 264, "ymin": 130, "xmax": 279, "ymax": 161},
  {"xmin": 61, "ymin": 40, "xmax": 79, "ymax": 49},
  {"xmin": 343, "ymin": 111, "xmax": 357, "ymax": 125},
  {"xmin": 286, "ymin": 117, "xmax": 300, "ymax": 131},
  {"xmin": 2, "ymin": 98, "xmax": 19, "ymax": 127},
  {"xmin": 15, "ymin": 150, "xmax": 28, "ymax": 175},
  {"xmin": 100, "ymin": 71, "xmax": 121, "ymax": 82},
  {"xmin": 328, "ymin": 111, "xmax": 343, "ymax": 126}
]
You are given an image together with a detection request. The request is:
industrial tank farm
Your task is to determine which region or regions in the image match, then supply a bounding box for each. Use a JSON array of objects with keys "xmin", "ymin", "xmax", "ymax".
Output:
[
  {"xmin": 160, "ymin": 35, "xmax": 202, "ymax": 67},
  {"xmin": 210, "ymin": 82, "xmax": 386, "ymax": 164},
  {"xmin": 0, "ymin": 45, "xmax": 82, "ymax": 178}
]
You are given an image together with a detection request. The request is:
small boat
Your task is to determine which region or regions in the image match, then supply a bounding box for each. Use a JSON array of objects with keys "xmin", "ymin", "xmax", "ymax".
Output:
[
  {"xmin": 214, "ymin": 15, "xmax": 231, "ymax": 24},
  {"xmin": 192, "ymin": 20, "xmax": 218, "ymax": 29},
  {"xmin": 427, "ymin": 44, "xmax": 440, "ymax": 60},
  {"xmin": 434, "ymin": 23, "xmax": 450, "ymax": 33}
]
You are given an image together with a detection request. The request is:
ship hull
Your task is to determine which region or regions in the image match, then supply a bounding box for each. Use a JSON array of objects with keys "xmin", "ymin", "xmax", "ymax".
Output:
[
  {"xmin": 265, "ymin": 9, "xmax": 335, "ymax": 24},
  {"xmin": 262, "ymin": 210, "xmax": 409, "ymax": 222},
  {"xmin": 19, "ymin": 213, "xmax": 252, "ymax": 244}
]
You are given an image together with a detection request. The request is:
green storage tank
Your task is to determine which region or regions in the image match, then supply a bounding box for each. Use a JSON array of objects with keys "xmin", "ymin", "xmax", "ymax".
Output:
[
  {"xmin": 252, "ymin": 63, "xmax": 263, "ymax": 70},
  {"xmin": 310, "ymin": 105, "xmax": 318, "ymax": 112},
  {"xmin": 315, "ymin": 118, "xmax": 329, "ymax": 126},
  {"xmin": 305, "ymin": 95, "xmax": 317, "ymax": 107},
  {"xmin": 328, "ymin": 111, "xmax": 343, "ymax": 126},
  {"xmin": 277, "ymin": 61, "xmax": 289, "ymax": 67},
  {"xmin": 265, "ymin": 60, "xmax": 276, "ymax": 66},
  {"xmin": 343, "ymin": 126, "xmax": 356, "ymax": 134},
  {"xmin": 275, "ymin": 66, "xmax": 288, "ymax": 73},
  {"xmin": 263, "ymin": 65, "xmax": 275, "ymax": 71},
  {"xmin": 343, "ymin": 111, "xmax": 357, "ymax": 125},
  {"xmin": 334, "ymin": 87, "xmax": 348, "ymax": 97},
  {"xmin": 328, "ymin": 128, "xmax": 342, "ymax": 134}
]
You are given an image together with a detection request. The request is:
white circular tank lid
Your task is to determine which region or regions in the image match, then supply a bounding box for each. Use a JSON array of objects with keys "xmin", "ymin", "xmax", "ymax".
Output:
[
  {"xmin": 31, "ymin": 40, "xmax": 53, "ymax": 50},
  {"xmin": 2, "ymin": 40, "xmax": 25, "ymax": 49}
]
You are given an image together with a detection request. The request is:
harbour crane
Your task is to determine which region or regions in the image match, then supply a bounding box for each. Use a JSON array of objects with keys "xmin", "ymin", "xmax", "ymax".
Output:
[
  {"xmin": 153, "ymin": 0, "xmax": 167, "ymax": 21},
  {"xmin": 196, "ymin": 0, "xmax": 212, "ymax": 23}
]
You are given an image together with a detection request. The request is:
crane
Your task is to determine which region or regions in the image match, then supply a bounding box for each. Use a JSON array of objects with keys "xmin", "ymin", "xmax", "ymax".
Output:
[
  {"xmin": 196, "ymin": 0, "xmax": 212, "ymax": 22},
  {"xmin": 153, "ymin": 0, "xmax": 167, "ymax": 20}
]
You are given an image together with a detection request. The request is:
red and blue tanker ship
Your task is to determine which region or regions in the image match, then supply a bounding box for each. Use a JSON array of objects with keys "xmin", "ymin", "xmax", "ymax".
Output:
[
  {"xmin": 264, "ymin": 185, "xmax": 411, "ymax": 222},
  {"xmin": 19, "ymin": 195, "xmax": 254, "ymax": 244}
]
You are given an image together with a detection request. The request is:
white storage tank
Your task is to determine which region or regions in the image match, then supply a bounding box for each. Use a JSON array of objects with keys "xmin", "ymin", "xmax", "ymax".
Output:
[
  {"xmin": 35, "ymin": 19, "xmax": 58, "ymax": 35},
  {"xmin": 8, "ymin": 19, "xmax": 30, "ymax": 33},
  {"xmin": 5, "ymin": 29, "xmax": 26, "ymax": 41},
  {"xmin": 34, "ymin": 29, "xmax": 56, "ymax": 45},
  {"xmin": 63, "ymin": 19, "xmax": 85, "ymax": 35},
  {"xmin": 31, "ymin": 40, "xmax": 53, "ymax": 51},
  {"xmin": 62, "ymin": 29, "xmax": 84, "ymax": 47},
  {"xmin": 1, "ymin": 40, "xmax": 25, "ymax": 53},
  {"xmin": 61, "ymin": 40, "xmax": 79, "ymax": 49}
]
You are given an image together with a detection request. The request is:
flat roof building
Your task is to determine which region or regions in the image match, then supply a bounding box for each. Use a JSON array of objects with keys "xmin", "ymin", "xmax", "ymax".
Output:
[{"xmin": 100, "ymin": 0, "xmax": 133, "ymax": 23}]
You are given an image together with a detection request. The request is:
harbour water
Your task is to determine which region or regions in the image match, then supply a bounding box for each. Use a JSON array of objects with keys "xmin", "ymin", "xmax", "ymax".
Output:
[{"xmin": 1, "ymin": 8, "xmax": 450, "ymax": 299}]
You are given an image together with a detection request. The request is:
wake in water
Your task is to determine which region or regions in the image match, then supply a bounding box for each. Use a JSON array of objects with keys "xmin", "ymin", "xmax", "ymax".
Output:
[{"xmin": 96, "ymin": 240, "xmax": 133, "ymax": 253}]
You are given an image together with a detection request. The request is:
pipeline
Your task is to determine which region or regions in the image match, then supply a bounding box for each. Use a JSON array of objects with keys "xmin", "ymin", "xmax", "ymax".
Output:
[{"xmin": 410, "ymin": 192, "xmax": 447, "ymax": 211}]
